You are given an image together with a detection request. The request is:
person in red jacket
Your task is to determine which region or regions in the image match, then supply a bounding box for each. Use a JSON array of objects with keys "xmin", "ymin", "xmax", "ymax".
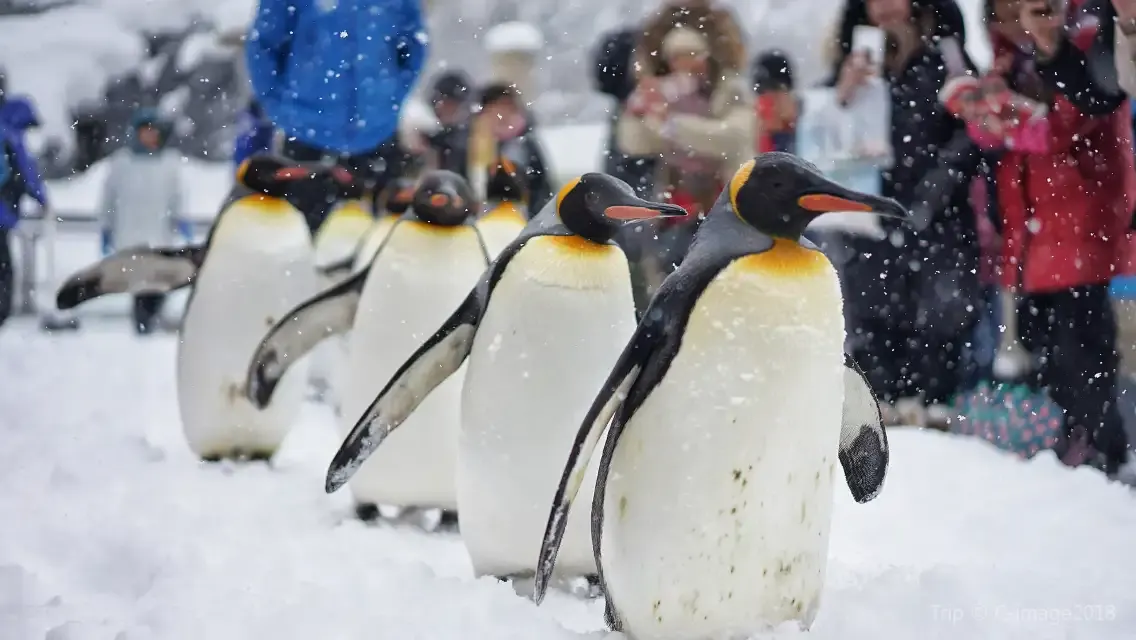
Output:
[{"xmin": 978, "ymin": 0, "xmax": 1136, "ymax": 479}]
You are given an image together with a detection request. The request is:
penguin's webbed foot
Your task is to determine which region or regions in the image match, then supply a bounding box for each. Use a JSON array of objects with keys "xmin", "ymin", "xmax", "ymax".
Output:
[
  {"xmin": 200, "ymin": 454, "xmax": 223, "ymax": 463},
  {"xmin": 355, "ymin": 503, "xmax": 382, "ymax": 522},
  {"xmin": 437, "ymin": 509, "xmax": 459, "ymax": 532},
  {"xmin": 246, "ymin": 451, "xmax": 275, "ymax": 464}
]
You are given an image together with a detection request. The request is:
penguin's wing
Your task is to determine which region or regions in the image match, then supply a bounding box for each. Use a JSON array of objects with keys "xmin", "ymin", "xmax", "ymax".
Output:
[
  {"xmin": 55, "ymin": 245, "xmax": 204, "ymax": 310},
  {"xmin": 245, "ymin": 269, "xmax": 368, "ymax": 408},
  {"xmin": 316, "ymin": 255, "xmax": 356, "ymax": 281},
  {"xmin": 468, "ymin": 222, "xmax": 492, "ymax": 264},
  {"xmin": 324, "ymin": 234, "xmax": 532, "ymax": 494},
  {"xmin": 839, "ymin": 354, "xmax": 889, "ymax": 503},
  {"xmin": 532, "ymin": 280, "xmax": 695, "ymax": 604}
]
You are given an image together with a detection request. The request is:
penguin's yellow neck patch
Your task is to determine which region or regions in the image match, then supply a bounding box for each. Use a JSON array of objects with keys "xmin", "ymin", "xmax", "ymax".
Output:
[
  {"xmin": 334, "ymin": 202, "xmax": 371, "ymax": 220},
  {"xmin": 481, "ymin": 201, "xmax": 527, "ymax": 225},
  {"xmin": 542, "ymin": 234, "xmax": 611, "ymax": 254},
  {"xmin": 728, "ymin": 160, "xmax": 755, "ymax": 216},
  {"xmin": 555, "ymin": 178, "xmax": 581, "ymax": 219},
  {"xmin": 735, "ymin": 239, "xmax": 830, "ymax": 277},
  {"xmin": 234, "ymin": 194, "xmax": 294, "ymax": 215}
]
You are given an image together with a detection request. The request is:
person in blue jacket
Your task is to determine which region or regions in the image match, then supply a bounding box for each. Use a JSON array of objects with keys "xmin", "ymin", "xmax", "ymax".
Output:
[
  {"xmin": 232, "ymin": 99, "xmax": 275, "ymax": 168},
  {"xmin": 245, "ymin": 0, "xmax": 427, "ymax": 230},
  {"xmin": 0, "ymin": 119, "xmax": 48, "ymax": 328}
]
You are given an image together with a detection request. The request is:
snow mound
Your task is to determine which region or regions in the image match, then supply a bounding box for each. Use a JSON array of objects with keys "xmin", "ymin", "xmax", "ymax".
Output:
[
  {"xmin": 1, "ymin": 318, "xmax": 1134, "ymax": 639},
  {"xmin": 484, "ymin": 22, "xmax": 544, "ymax": 54}
]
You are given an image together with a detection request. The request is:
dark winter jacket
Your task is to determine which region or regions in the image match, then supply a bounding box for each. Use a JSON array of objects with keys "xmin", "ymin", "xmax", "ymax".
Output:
[
  {"xmin": 245, "ymin": 0, "xmax": 427, "ymax": 155},
  {"xmin": 592, "ymin": 27, "xmax": 657, "ymax": 194},
  {"xmin": 829, "ymin": 0, "xmax": 982, "ymax": 238},
  {"xmin": 1033, "ymin": 0, "xmax": 1127, "ymax": 116},
  {"xmin": 986, "ymin": 16, "xmax": 1136, "ymax": 293},
  {"xmin": 426, "ymin": 123, "xmax": 471, "ymax": 178},
  {"xmin": 500, "ymin": 124, "xmax": 553, "ymax": 216},
  {"xmin": 0, "ymin": 123, "xmax": 47, "ymax": 230}
]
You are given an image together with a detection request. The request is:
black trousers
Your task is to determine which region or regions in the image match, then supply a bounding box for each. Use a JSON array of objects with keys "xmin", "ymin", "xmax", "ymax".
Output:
[
  {"xmin": 281, "ymin": 136, "xmax": 408, "ymax": 231},
  {"xmin": 842, "ymin": 229, "xmax": 981, "ymax": 406},
  {"xmin": 0, "ymin": 228, "xmax": 12, "ymax": 328},
  {"xmin": 132, "ymin": 293, "xmax": 165, "ymax": 333},
  {"xmin": 1018, "ymin": 284, "xmax": 1129, "ymax": 469}
]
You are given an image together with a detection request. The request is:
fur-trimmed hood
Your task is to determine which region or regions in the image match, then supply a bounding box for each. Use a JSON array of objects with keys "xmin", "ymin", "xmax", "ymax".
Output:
[{"xmin": 637, "ymin": 1, "xmax": 747, "ymax": 77}]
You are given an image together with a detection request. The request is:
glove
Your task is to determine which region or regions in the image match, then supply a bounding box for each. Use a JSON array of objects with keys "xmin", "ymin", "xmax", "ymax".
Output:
[
  {"xmin": 176, "ymin": 220, "xmax": 194, "ymax": 242},
  {"xmin": 100, "ymin": 228, "xmax": 114, "ymax": 256}
]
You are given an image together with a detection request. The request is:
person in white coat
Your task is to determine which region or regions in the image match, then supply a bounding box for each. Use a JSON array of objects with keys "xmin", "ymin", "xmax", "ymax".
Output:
[{"xmin": 99, "ymin": 108, "xmax": 186, "ymax": 334}]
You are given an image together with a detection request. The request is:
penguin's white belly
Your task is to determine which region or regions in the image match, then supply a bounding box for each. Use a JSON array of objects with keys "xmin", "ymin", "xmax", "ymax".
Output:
[
  {"xmin": 311, "ymin": 233, "xmax": 366, "ymax": 398},
  {"xmin": 458, "ymin": 236, "xmax": 636, "ymax": 578},
  {"xmin": 339, "ymin": 224, "xmax": 486, "ymax": 508},
  {"xmin": 176, "ymin": 211, "xmax": 317, "ymax": 458},
  {"xmin": 602, "ymin": 254, "xmax": 845, "ymax": 639},
  {"xmin": 475, "ymin": 218, "xmax": 525, "ymax": 258},
  {"xmin": 351, "ymin": 218, "xmax": 397, "ymax": 273}
]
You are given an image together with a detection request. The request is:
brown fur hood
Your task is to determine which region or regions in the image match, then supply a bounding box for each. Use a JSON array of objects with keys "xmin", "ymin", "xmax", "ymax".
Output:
[{"xmin": 637, "ymin": 2, "xmax": 747, "ymax": 77}]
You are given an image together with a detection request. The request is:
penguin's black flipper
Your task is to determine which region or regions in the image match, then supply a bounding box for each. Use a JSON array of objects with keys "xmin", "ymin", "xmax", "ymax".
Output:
[
  {"xmin": 246, "ymin": 269, "xmax": 368, "ymax": 409},
  {"xmin": 317, "ymin": 255, "xmax": 356, "ymax": 281},
  {"xmin": 55, "ymin": 245, "xmax": 204, "ymax": 310},
  {"xmin": 325, "ymin": 289, "xmax": 484, "ymax": 494},
  {"xmin": 839, "ymin": 354, "xmax": 889, "ymax": 503},
  {"xmin": 532, "ymin": 313, "xmax": 661, "ymax": 606}
]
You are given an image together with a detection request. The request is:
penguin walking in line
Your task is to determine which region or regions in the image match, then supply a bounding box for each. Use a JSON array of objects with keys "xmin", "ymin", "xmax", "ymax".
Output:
[
  {"xmin": 55, "ymin": 156, "xmax": 363, "ymax": 462},
  {"xmin": 531, "ymin": 153, "xmax": 905, "ymax": 639},
  {"xmin": 316, "ymin": 177, "xmax": 418, "ymax": 282},
  {"xmin": 475, "ymin": 156, "xmax": 530, "ymax": 258},
  {"xmin": 321, "ymin": 174, "xmax": 686, "ymax": 590},
  {"xmin": 247, "ymin": 171, "xmax": 490, "ymax": 526},
  {"xmin": 308, "ymin": 197, "xmax": 376, "ymax": 401}
]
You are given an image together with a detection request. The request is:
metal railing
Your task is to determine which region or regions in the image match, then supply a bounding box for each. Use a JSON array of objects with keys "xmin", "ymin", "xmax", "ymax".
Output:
[{"xmin": 11, "ymin": 211, "xmax": 214, "ymax": 316}]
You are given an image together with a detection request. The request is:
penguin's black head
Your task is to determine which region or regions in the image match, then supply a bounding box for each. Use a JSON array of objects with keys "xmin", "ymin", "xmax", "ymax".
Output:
[
  {"xmin": 728, "ymin": 152, "xmax": 909, "ymax": 239},
  {"xmin": 485, "ymin": 156, "xmax": 528, "ymax": 204},
  {"xmin": 379, "ymin": 177, "xmax": 418, "ymax": 216},
  {"xmin": 556, "ymin": 173, "xmax": 688, "ymax": 243},
  {"xmin": 412, "ymin": 170, "xmax": 476, "ymax": 226},
  {"xmin": 237, "ymin": 154, "xmax": 364, "ymax": 204}
]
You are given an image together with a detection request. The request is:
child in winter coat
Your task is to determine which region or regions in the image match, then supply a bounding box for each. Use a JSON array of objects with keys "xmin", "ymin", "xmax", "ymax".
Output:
[
  {"xmin": 752, "ymin": 50, "xmax": 799, "ymax": 154},
  {"xmin": 99, "ymin": 108, "xmax": 187, "ymax": 334}
]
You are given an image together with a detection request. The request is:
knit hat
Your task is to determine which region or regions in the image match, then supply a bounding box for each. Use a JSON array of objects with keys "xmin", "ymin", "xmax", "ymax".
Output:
[
  {"xmin": 431, "ymin": 70, "xmax": 472, "ymax": 103},
  {"xmin": 661, "ymin": 27, "xmax": 709, "ymax": 59},
  {"xmin": 752, "ymin": 50, "xmax": 794, "ymax": 92}
]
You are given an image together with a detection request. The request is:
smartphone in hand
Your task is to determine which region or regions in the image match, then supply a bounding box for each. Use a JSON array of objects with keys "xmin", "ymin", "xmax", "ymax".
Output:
[{"xmin": 852, "ymin": 25, "xmax": 886, "ymax": 74}]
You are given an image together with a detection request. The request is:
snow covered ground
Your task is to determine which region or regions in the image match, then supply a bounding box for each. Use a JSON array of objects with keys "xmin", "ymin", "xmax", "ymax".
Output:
[{"xmin": 2, "ymin": 316, "xmax": 1136, "ymax": 640}]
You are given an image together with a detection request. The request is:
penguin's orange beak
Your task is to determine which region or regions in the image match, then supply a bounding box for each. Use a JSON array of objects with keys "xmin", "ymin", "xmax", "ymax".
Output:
[
  {"xmin": 797, "ymin": 188, "xmax": 908, "ymax": 219},
  {"xmin": 273, "ymin": 166, "xmax": 312, "ymax": 180},
  {"xmin": 605, "ymin": 201, "xmax": 689, "ymax": 221}
]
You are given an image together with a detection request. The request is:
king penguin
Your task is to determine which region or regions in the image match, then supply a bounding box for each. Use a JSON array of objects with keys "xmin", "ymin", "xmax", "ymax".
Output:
[
  {"xmin": 308, "ymin": 196, "xmax": 376, "ymax": 400},
  {"xmin": 246, "ymin": 170, "xmax": 489, "ymax": 525},
  {"xmin": 349, "ymin": 177, "xmax": 418, "ymax": 274},
  {"xmin": 475, "ymin": 156, "xmax": 530, "ymax": 258},
  {"xmin": 320, "ymin": 174, "xmax": 686, "ymax": 590},
  {"xmin": 531, "ymin": 153, "xmax": 906, "ymax": 638},
  {"xmin": 55, "ymin": 155, "xmax": 363, "ymax": 462}
]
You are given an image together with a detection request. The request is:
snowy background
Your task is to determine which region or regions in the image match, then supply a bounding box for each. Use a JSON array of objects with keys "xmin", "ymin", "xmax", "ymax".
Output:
[{"xmin": 0, "ymin": 0, "xmax": 992, "ymax": 172}]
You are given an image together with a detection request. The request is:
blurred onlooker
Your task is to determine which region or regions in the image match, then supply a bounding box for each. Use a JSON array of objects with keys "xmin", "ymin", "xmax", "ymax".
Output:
[
  {"xmin": 99, "ymin": 109, "xmax": 186, "ymax": 335},
  {"xmin": 753, "ymin": 50, "xmax": 800, "ymax": 154},
  {"xmin": 0, "ymin": 109, "xmax": 47, "ymax": 329},
  {"xmin": 593, "ymin": 27, "xmax": 657, "ymax": 196},
  {"xmin": 1116, "ymin": 0, "xmax": 1136, "ymax": 97},
  {"xmin": 232, "ymin": 99, "xmax": 275, "ymax": 169},
  {"xmin": 829, "ymin": 0, "xmax": 982, "ymax": 427},
  {"xmin": 976, "ymin": 0, "xmax": 1136, "ymax": 478},
  {"xmin": 422, "ymin": 70, "xmax": 474, "ymax": 178},
  {"xmin": 245, "ymin": 0, "xmax": 427, "ymax": 226},
  {"xmin": 0, "ymin": 69, "xmax": 41, "ymax": 137},
  {"xmin": 467, "ymin": 83, "xmax": 553, "ymax": 216},
  {"xmin": 619, "ymin": 1, "xmax": 752, "ymax": 307}
]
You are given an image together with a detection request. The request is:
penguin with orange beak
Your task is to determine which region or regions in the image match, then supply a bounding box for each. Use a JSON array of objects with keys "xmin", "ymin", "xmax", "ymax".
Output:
[
  {"xmin": 531, "ymin": 153, "xmax": 908, "ymax": 637},
  {"xmin": 323, "ymin": 173, "xmax": 686, "ymax": 588}
]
